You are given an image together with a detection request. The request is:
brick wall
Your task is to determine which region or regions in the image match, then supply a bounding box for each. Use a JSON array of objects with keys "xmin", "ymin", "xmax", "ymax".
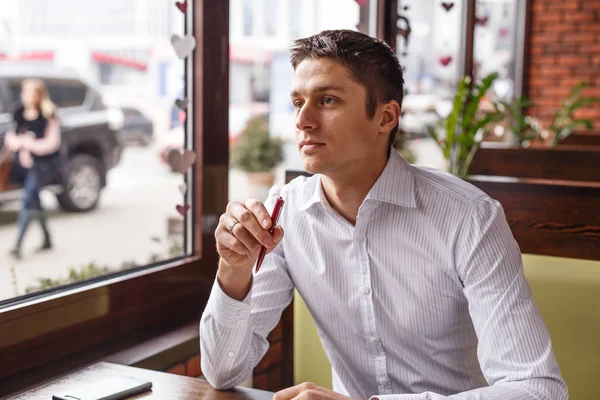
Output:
[{"xmin": 526, "ymin": 0, "xmax": 600, "ymax": 130}]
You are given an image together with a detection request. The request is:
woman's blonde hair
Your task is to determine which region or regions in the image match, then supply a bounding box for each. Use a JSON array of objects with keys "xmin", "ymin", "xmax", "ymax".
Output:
[{"xmin": 22, "ymin": 78, "xmax": 57, "ymax": 120}]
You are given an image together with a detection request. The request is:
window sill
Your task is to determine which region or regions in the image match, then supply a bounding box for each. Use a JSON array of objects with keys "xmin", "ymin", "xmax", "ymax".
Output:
[
  {"xmin": 1, "ymin": 319, "xmax": 203, "ymax": 398},
  {"xmin": 0, "ymin": 253, "xmax": 218, "ymax": 397}
]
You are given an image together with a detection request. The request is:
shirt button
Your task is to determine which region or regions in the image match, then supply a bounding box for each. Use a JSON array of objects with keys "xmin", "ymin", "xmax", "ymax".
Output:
[
  {"xmin": 227, "ymin": 351, "xmax": 235, "ymax": 357},
  {"xmin": 370, "ymin": 337, "xmax": 378, "ymax": 344},
  {"xmin": 362, "ymin": 287, "xmax": 371, "ymax": 295},
  {"xmin": 379, "ymin": 378, "xmax": 388, "ymax": 385},
  {"xmin": 237, "ymin": 319, "xmax": 245, "ymax": 325}
]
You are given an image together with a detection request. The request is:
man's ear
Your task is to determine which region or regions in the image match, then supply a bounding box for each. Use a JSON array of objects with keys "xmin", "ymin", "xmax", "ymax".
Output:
[{"xmin": 379, "ymin": 100, "xmax": 401, "ymax": 134}]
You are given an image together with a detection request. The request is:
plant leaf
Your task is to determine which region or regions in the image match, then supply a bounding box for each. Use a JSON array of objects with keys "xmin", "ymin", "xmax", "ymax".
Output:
[
  {"xmin": 446, "ymin": 77, "xmax": 469, "ymax": 149},
  {"xmin": 463, "ymin": 72, "xmax": 499, "ymax": 134}
]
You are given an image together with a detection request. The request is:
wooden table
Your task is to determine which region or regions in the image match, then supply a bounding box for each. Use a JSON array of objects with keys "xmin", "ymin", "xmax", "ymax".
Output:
[{"xmin": 9, "ymin": 362, "xmax": 274, "ymax": 400}]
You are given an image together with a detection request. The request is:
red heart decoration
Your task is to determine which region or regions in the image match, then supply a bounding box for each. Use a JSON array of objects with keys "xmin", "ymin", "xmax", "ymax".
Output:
[
  {"xmin": 441, "ymin": 2, "xmax": 454, "ymax": 11},
  {"xmin": 176, "ymin": 204, "xmax": 190, "ymax": 216},
  {"xmin": 475, "ymin": 16, "xmax": 489, "ymax": 26},
  {"xmin": 439, "ymin": 56, "xmax": 453, "ymax": 67},
  {"xmin": 499, "ymin": 27, "xmax": 510, "ymax": 38},
  {"xmin": 175, "ymin": 1, "xmax": 187, "ymax": 13}
]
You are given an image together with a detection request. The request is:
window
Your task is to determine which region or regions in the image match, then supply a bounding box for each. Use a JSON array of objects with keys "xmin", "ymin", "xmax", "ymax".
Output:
[
  {"xmin": 7, "ymin": 81, "xmax": 22, "ymax": 106},
  {"xmin": 0, "ymin": 1, "xmax": 191, "ymax": 305},
  {"xmin": 289, "ymin": 0, "xmax": 302, "ymax": 39},
  {"xmin": 243, "ymin": 0, "xmax": 254, "ymax": 36},
  {"xmin": 47, "ymin": 79, "xmax": 87, "ymax": 108},
  {"xmin": 264, "ymin": 0, "xmax": 278, "ymax": 36},
  {"xmin": 229, "ymin": 0, "xmax": 364, "ymax": 203},
  {"xmin": 0, "ymin": 91, "xmax": 6, "ymax": 115},
  {"xmin": 393, "ymin": 0, "xmax": 468, "ymax": 170},
  {"xmin": 473, "ymin": 0, "xmax": 523, "ymax": 101},
  {"xmin": 8, "ymin": 78, "xmax": 88, "ymax": 110},
  {"xmin": 0, "ymin": 1, "xmax": 229, "ymax": 389},
  {"xmin": 391, "ymin": 0, "xmax": 528, "ymax": 170},
  {"xmin": 395, "ymin": 1, "xmax": 466, "ymax": 98}
]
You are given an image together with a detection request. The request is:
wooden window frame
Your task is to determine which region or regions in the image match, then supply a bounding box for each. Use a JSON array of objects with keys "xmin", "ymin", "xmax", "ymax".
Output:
[{"xmin": 0, "ymin": 0, "xmax": 228, "ymax": 392}]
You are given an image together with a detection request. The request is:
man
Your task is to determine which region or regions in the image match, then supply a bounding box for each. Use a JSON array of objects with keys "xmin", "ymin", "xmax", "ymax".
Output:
[{"xmin": 200, "ymin": 30, "xmax": 567, "ymax": 400}]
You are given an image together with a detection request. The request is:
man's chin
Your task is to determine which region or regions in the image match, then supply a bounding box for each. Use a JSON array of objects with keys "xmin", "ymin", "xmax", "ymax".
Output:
[{"xmin": 301, "ymin": 158, "xmax": 324, "ymax": 175}]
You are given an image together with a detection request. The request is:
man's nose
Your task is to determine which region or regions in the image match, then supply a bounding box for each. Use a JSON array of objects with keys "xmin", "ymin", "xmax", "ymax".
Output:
[{"xmin": 295, "ymin": 103, "xmax": 317, "ymax": 132}]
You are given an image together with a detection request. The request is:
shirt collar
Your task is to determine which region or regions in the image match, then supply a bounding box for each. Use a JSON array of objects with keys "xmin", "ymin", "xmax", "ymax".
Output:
[{"xmin": 299, "ymin": 149, "xmax": 417, "ymax": 211}]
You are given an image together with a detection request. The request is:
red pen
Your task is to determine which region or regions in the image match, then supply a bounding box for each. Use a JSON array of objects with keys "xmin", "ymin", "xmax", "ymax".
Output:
[{"xmin": 255, "ymin": 196, "xmax": 284, "ymax": 273}]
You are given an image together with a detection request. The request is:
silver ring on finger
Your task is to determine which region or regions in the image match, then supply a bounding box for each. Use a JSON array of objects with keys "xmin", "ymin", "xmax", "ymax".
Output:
[{"xmin": 227, "ymin": 219, "xmax": 240, "ymax": 236}]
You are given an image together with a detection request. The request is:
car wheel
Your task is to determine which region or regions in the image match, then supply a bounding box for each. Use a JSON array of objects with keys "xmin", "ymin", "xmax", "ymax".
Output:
[{"xmin": 56, "ymin": 154, "xmax": 104, "ymax": 212}]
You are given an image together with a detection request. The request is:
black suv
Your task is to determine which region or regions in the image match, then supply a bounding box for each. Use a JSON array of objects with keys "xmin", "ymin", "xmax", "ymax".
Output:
[{"xmin": 0, "ymin": 66, "xmax": 123, "ymax": 212}]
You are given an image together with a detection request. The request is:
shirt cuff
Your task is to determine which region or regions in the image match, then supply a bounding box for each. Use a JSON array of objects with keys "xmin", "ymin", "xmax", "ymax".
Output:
[{"xmin": 205, "ymin": 276, "xmax": 253, "ymax": 329}]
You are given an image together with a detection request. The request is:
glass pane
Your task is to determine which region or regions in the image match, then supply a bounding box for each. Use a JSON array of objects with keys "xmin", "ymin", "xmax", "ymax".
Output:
[
  {"xmin": 229, "ymin": 0, "xmax": 367, "ymax": 202},
  {"xmin": 473, "ymin": 0, "xmax": 520, "ymax": 101},
  {"xmin": 0, "ymin": 0, "xmax": 193, "ymax": 303},
  {"xmin": 395, "ymin": 0, "xmax": 467, "ymax": 171}
]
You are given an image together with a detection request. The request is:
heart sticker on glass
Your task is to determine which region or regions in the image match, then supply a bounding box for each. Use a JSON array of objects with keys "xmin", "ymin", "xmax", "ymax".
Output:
[
  {"xmin": 439, "ymin": 55, "xmax": 453, "ymax": 66},
  {"xmin": 171, "ymin": 34, "xmax": 196, "ymax": 59},
  {"xmin": 175, "ymin": 98, "xmax": 189, "ymax": 111},
  {"xmin": 175, "ymin": 1, "xmax": 187, "ymax": 13},
  {"xmin": 475, "ymin": 16, "xmax": 489, "ymax": 26},
  {"xmin": 167, "ymin": 149, "xmax": 196, "ymax": 174},
  {"xmin": 178, "ymin": 182, "xmax": 188, "ymax": 196},
  {"xmin": 176, "ymin": 204, "xmax": 190, "ymax": 216},
  {"xmin": 441, "ymin": 2, "xmax": 454, "ymax": 11}
]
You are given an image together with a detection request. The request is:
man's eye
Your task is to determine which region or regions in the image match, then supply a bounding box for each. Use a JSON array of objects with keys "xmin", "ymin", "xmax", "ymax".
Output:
[
  {"xmin": 322, "ymin": 97, "xmax": 335, "ymax": 105},
  {"xmin": 293, "ymin": 101, "xmax": 303, "ymax": 109}
]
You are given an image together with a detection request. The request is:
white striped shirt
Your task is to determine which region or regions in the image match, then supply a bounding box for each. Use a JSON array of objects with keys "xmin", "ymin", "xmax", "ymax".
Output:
[{"xmin": 200, "ymin": 150, "xmax": 568, "ymax": 399}]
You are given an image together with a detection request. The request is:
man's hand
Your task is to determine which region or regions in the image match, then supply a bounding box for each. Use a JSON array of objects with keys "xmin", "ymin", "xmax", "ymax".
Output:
[
  {"xmin": 215, "ymin": 197, "xmax": 284, "ymax": 301},
  {"xmin": 273, "ymin": 382, "xmax": 356, "ymax": 400}
]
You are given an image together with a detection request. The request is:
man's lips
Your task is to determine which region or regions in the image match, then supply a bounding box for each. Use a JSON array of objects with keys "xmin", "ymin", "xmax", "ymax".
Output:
[
  {"xmin": 300, "ymin": 141, "xmax": 325, "ymax": 155},
  {"xmin": 300, "ymin": 140, "xmax": 325, "ymax": 146}
]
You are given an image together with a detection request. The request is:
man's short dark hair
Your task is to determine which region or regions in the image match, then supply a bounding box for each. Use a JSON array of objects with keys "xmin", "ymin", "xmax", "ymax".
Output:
[{"xmin": 289, "ymin": 29, "xmax": 404, "ymax": 148}]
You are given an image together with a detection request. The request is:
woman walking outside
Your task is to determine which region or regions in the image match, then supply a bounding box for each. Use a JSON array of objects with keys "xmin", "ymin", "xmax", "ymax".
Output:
[{"xmin": 4, "ymin": 79, "xmax": 63, "ymax": 259}]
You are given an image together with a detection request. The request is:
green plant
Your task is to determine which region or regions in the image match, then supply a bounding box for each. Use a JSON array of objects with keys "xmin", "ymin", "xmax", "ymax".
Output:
[
  {"xmin": 497, "ymin": 95, "xmax": 539, "ymax": 146},
  {"xmin": 25, "ymin": 262, "xmax": 114, "ymax": 294},
  {"xmin": 231, "ymin": 115, "xmax": 284, "ymax": 172},
  {"xmin": 547, "ymin": 81, "xmax": 600, "ymax": 146},
  {"xmin": 22, "ymin": 237, "xmax": 183, "ymax": 295},
  {"xmin": 428, "ymin": 72, "xmax": 504, "ymax": 178}
]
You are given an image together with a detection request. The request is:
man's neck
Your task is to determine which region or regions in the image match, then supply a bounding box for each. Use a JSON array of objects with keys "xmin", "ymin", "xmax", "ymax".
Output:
[{"xmin": 321, "ymin": 149, "xmax": 389, "ymax": 225}]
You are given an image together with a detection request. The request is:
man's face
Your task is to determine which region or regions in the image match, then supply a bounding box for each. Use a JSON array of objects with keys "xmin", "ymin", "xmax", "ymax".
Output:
[{"xmin": 290, "ymin": 58, "xmax": 386, "ymax": 175}]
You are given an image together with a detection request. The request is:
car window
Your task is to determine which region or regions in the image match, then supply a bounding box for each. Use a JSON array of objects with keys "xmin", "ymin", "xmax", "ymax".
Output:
[
  {"xmin": 0, "ymin": 90, "xmax": 6, "ymax": 115},
  {"xmin": 46, "ymin": 79, "xmax": 88, "ymax": 108},
  {"xmin": 6, "ymin": 78, "xmax": 88, "ymax": 109},
  {"xmin": 6, "ymin": 80, "xmax": 21, "ymax": 109}
]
